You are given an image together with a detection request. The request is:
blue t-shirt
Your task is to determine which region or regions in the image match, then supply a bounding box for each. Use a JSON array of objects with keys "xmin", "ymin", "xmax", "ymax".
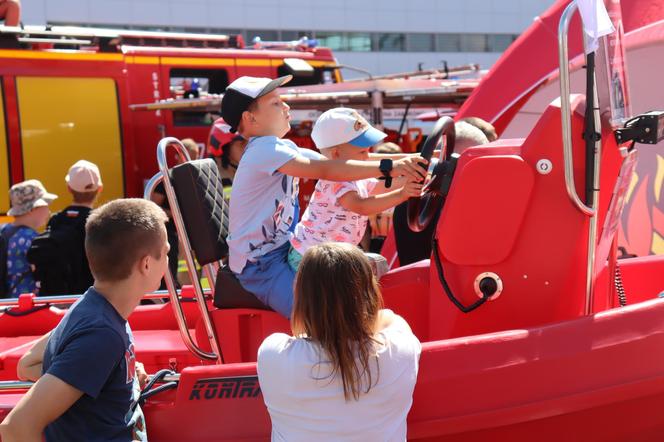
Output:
[
  {"xmin": 42, "ymin": 287, "xmax": 146, "ymax": 442},
  {"xmin": 227, "ymin": 136, "xmax": 322, "ymax": 273},
  {"xmin": 4, "ymin": 225, "xmax": 38, "ymax": 297}
]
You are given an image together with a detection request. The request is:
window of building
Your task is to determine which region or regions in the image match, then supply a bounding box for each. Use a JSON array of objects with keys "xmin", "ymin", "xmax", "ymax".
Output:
[
  {"xmin": 377, "ymin": 33, "xmax": 405, "ymax": 52},
  {"xmin": 247, "ymin": 29, "xmax": 279, "ymax": 43},
  {"xmin": 407, "ymin": 33, "xmax": 434, "ymax": 52},
  {"xmin": 436, "ymin": 33, "xmax": 461, "ymax": 52},
  {"xmin": 315, "ymin": 32, "xmax": 348, "ymax": 51},
  {"xmin": 487, "ymin": 34, "xmax": 515, "ymax": 52},
  {"xmin": 347, "ymin": 33, "xmax": 372, "ymax": 51},
  {"xmin": 280, "ymin": 30, "xmax": 311, "ymax": 41},
  {"xmin": 460, "ymin": 34, "xmax": 488, "ymax": 52}
]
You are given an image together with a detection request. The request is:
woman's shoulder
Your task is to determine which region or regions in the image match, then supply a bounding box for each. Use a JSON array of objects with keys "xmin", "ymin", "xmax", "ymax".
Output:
[
  {"xmin": 376, "ymin": 311, "xmax": 422, "ymax": 354},
  {"xmin": 257, "ymin": 333, "xmax": 321, "ymax": 378}
]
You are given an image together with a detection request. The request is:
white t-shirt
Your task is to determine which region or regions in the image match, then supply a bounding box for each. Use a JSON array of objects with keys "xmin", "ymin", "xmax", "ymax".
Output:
[
  {"xmin": 257, "ymin": 313, "xmax": 421, "ymax": 442},
  {"xmin": 290, "ymin": 178, "xmax": 378, "ymax": 255}
]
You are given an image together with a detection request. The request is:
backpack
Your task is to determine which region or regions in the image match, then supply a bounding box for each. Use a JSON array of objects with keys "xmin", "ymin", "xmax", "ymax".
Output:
[
  {"xmin": 0, "ymin": 224, "xmax": 23, "ymax": 298},
  {"xmin": 27, "ymin": 208, "xmax": 92, "ymax": 295}
]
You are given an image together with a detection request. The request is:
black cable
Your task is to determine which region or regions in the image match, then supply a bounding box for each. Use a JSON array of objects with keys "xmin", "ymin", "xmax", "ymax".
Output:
[
  {"xmin": 431, "ymin": 237, "xmax": 490, "ymax": 313},
  {"xmin": 583, "ymin": 51, "xmax": 599, "ymax": 205}
]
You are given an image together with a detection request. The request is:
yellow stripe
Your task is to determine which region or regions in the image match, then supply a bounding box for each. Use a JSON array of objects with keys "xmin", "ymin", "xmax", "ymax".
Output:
[
  {"xmin": 307, "ymin": 61, "xmax": 337, "ymax": 68},
  {"xmin": 161, "ymin": 56, "xmax": 235, "ymax": 66},
  {"xmin": 127, "ymin": 56, "xmax": 160, "ymax": 65},
  {"xmin": 0, "ymin": 49, "xmax": 123, "ymax": 62},
  {"xmin": 0, "ymin": 49, "xmax": 336, "ymax": 68},
  {"xmin": 235, "ymin": 58, "xmax": 271, "ymax": 67}
]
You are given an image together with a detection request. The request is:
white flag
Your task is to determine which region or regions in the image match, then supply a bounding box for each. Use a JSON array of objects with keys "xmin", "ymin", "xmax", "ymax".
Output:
[{"xmin": 575, "ymin": 0, "xmax": 615, "ymax": 53}]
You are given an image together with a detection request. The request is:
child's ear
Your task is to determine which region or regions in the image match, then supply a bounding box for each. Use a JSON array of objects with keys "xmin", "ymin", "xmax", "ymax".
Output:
[
  {"xmin": 138, "ymin": 255, "xmax": 150, "ymax": 276},
  {"xmin": 241, "ymin": 110, "xmax": 256, "ymax": 126}
]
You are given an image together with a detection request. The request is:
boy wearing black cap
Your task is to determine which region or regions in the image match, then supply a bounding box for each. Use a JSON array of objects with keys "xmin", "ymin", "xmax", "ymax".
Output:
[{"xmin": 221, "ymin": 75, "xmax": 426, "ymax": 318}]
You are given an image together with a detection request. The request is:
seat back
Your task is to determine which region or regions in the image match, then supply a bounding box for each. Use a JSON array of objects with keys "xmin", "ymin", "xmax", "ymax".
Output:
[{"xmin": 170, "ymin": 159, "xmax": 229, "ymax": 265}]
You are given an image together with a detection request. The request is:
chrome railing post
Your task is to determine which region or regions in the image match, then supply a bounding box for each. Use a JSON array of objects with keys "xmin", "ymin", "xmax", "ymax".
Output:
[
  {"xmin": 558, "ymin": 1, "xmax": 604, "ymax": 315},
  {"xmin": 155, "ymin": 138, "xmax": 223, "ymax": 363},
  {"xmin": 144, "ymin": 173, "xmax": 217, "ymax": 361},
  {"xmin": 558, "ymin": 1, "xmax": 596, "ymax": 217}
]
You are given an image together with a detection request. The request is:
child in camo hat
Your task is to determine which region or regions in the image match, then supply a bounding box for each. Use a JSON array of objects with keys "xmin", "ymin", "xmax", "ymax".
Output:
[{"xmin": 2, "ymin": 179, "xmax": 57, "ymax": 297}]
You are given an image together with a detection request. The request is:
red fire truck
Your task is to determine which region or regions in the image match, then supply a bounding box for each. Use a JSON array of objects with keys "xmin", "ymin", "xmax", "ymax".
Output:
[{"xmin": 0, "ymin": 25, "xmax": 340, "ymax": 214}]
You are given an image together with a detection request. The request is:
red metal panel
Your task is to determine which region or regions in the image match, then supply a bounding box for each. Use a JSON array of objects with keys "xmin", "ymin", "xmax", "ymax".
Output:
[{"xmin": 2, "ymin": 76, "xmax": 23, "ymax": 183}]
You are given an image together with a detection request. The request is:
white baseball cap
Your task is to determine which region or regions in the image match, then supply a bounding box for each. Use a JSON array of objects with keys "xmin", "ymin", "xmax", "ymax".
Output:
[
  {"xmin": 66, "ymin": 160, "xmax": 102, "ymax": 192},
  {"xmin": 221, "ymin": 75, "xmax": 292, "ymax": 133},
  {"xmin": 311, "ymin": 108, "xmax": 387, "ymax": 150}
]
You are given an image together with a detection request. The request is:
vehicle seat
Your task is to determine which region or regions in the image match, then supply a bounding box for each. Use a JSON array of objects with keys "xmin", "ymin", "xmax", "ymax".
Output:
[{"xmin": 169, "ymin": 158, "xmax": 270, "ymax": 310}]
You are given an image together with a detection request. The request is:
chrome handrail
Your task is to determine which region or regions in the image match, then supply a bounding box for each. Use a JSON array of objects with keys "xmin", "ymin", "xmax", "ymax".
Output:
[
  {"xmin": 558, "ymin": 1, "xmax": 596, "ymax": 217},
  {"xmin": 155, "ymin": 138, "xmax": 223, "ymax": 363},
  {"xmin": 144, "ymin": 173, "xmax": 217, "ymax": 361},
  {"xmin": 0, "ymin": 373, "xmax": 180, "ymax": 391},
  {"xmin": 558, "ymin": 1, "xmax": 604, "ymax": 314},
  {"xmin": 0, "ymin": 291, "xmax": 176, "ymax": 308}
]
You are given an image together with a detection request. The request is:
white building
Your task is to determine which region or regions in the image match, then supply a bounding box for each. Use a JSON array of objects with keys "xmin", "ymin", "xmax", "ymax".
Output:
[{"xmin": 22, "ymin": 0, "xmax": 554, "ymax": 77}]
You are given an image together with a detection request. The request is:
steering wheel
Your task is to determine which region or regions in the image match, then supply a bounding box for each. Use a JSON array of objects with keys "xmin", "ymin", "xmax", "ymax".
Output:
[{"xmin": 407, "ymin": 117, "xmax": 456, "ymax": 232}]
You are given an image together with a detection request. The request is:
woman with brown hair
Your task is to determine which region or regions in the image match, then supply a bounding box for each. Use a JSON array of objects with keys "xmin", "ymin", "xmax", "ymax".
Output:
[{"xmin": 257, "ymin": 242, "xmax": 421, "ymax": 441}]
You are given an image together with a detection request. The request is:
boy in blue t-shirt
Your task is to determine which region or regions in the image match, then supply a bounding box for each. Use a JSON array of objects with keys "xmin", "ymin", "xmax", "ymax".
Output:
[
  {"xmin": 0, "ymin": 199, "xmax": 169, "ymax": 442},
  {"xmin": 221, "ymin": 75, "xmax": 426, "ymax": 317}
]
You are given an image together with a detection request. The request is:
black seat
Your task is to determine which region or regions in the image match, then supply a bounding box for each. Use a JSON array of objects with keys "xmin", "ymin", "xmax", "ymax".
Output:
[{"xmin": 169, "ymin": 159, "xmax": 270, "ymax": 311}]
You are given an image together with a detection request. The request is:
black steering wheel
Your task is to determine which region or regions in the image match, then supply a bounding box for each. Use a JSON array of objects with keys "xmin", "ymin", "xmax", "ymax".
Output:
[{"xmin": 407, "ymin": 117, "xmax": 456, "ymax": 232}]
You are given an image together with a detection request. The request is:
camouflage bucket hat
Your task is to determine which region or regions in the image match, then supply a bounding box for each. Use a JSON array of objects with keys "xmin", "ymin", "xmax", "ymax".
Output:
[{"xmin": 8, "ymin": 179, "xmax": 58, "ymax": 217}]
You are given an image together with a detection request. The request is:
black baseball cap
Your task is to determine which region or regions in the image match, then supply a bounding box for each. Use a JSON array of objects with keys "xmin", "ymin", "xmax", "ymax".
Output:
[{"xmin": 220, "ymin": 75, "xmax": 293, "ymax": 133}]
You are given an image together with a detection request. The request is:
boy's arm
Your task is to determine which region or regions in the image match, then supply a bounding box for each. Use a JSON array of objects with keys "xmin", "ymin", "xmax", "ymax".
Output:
[
  {"xmin": 17, "ymin": 332, "xmax": 50, "ymax": 382},
  {"xmin": 0, "ymin": 373, "xmax": 83, "ymax": 442},
  {"xmin": 368, "ymin": 152, "xmax": 416, "ymax": 160},
  {"xmin": 279, "ymin": 155, "xmax": 427, "ymax": 182},
  {"xmin": 338, "ymin": 180, "xmax": 422, "ymax": 216}
]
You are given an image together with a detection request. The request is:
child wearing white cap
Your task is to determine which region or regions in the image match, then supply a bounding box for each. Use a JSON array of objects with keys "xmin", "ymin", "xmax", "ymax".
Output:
[
  {"xmin": 221, "ymin": 76, "xmax": 426, "ymax": 318},
  {"xmin": 288, "ymin": 107, "xmax": 422, "ymax": 269},
  {"xmin": 27, "ymin": 160, "xmax": 102, "ymax": 295}
]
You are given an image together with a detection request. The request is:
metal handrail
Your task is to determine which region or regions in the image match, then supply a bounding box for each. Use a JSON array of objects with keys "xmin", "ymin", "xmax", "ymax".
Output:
[
  {"xmin": 144, "ymin": 173, "xmax": 217, "ymax": 361},
  {"xmin": 558, "ymin": 1, "xmax": 606, "ymax": 315},
  {"xmin": 155, "ymin": 138, "xmax": 223, "ymax": 363},
  {"xmin": 0, "ymin": 373, "xmax": 180, "ymax": 391},
  {"xmin": 0, "ymin": 290, "xmax": 177, "ymax": 308},
  {"xmin": 558, "ymin": 1, "xmax": 596, "ymax": 217}
]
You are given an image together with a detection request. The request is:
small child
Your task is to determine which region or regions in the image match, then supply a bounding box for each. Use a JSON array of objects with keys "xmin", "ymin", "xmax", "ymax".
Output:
[
  {"xmin": 2, "ymin": 180, "xmax": 57, "ymax": 298},
  {"xmin": 221, "ymin": 75, "xmax": 426, "ymax": 318},
  {"xmin": 0, "ymin": 198, "xmax": 169, "ymax": 442},
  {"xmin": 289, "ymin": 108, "xmax": 422, "ymax": 269},
  {"xmin": 29, "ymin": 160, "xmax": 102, "ymax": 295}
]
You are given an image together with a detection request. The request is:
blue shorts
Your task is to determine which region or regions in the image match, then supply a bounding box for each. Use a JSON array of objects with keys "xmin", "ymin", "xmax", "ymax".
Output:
[{"xmin": 235, "ymin": 242, "xmax": 295, "ymax": 318}]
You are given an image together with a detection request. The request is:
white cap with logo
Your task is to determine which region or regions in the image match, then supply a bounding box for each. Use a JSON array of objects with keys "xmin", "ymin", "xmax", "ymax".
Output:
[
  {"xmin": 66, "ymin": 160, "xmax": 103, "ymax": 193},
  {"xmin": 311, "ymin": 107, "xmax": 387, "ymax": 150}
]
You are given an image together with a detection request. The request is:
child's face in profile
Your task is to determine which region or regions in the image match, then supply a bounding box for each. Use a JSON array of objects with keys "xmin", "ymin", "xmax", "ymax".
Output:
[
  {"xmin": 329, "ymin": 144, "xmax": 371, "ymax": 161},
  {"xmin": 250, "ymin": 90, "xmax": 291, "ymax": 137}
]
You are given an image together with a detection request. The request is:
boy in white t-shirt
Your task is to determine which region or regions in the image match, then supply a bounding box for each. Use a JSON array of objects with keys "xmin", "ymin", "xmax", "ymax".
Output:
[{"xmin": 289, "ymin": 107, "xmax": 422, "ymax": 269}]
